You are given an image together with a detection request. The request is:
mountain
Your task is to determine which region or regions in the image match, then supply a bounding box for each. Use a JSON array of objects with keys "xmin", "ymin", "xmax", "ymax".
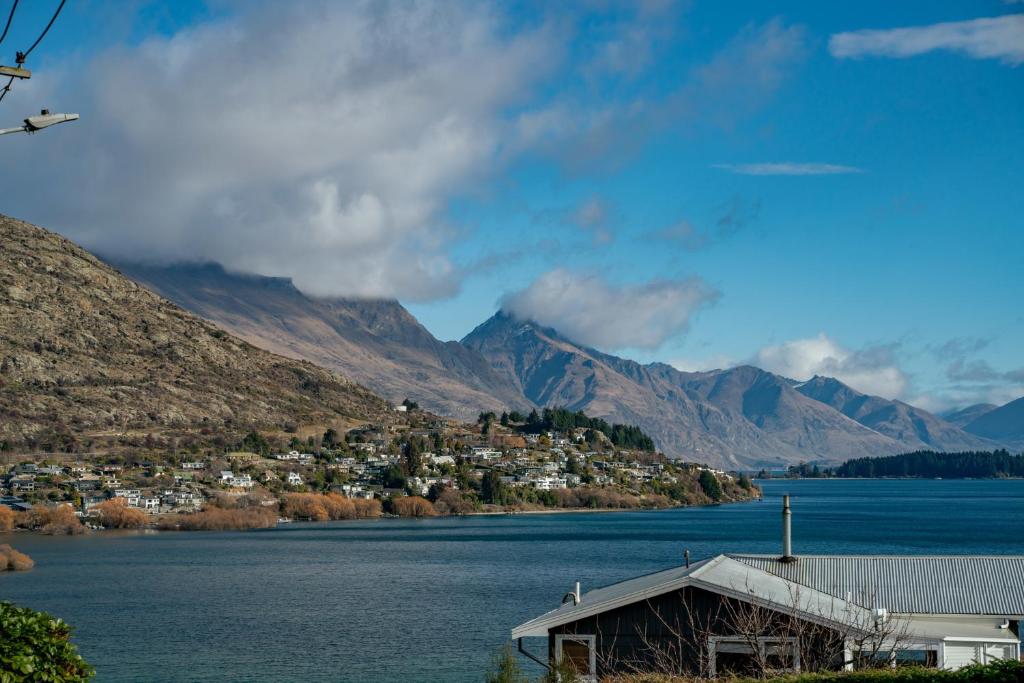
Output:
[
  {"xmin": 0, "ymin": 215, "xmax": 388, "ymax": 452},
  {"xmin": 941, "ymin": 403, "xmax": 998, "ymax": 429},
  {"xmin": 793, "ymin": 376, "xmax": 994, "ymax": 452},
  {"xmin": 462, "ymin": 312, "xmax": 913, "ymax": 468},
  {"xmin": 963, "ymin": 397, "xmax": 1024, "ymax": 449},
  {"xmin": 110, "ymin": 262, "xmax": 529, "ymax": 421}
]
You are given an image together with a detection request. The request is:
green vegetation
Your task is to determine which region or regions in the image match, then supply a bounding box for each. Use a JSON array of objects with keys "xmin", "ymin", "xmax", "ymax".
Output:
[
  {"xmin": 0, "ymin": 602, "xmax": 94, "ymax": 682},
  {"xmin": 515, "ymin": 407, "xmax": 656, "ymax": 451},
  {"xmin": 698, "ymin": 469, "xmax": 723, "ymax": 501},
  {"xmin": 604, "ymin": 660, "xmax": 1024, "ymax": 683},
  {"xmin": 780, "ymin": 450, "xmax": 1024, "ymax": 480},
  {"xmin": 833, "ymin": 450, "xmax": 1024, "ymax": 479}
]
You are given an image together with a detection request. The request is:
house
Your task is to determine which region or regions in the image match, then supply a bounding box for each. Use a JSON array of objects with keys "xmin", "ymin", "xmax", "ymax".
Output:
[
  {"xmin": 512, "ymin": 497, "xmax": 1023, "ymax": 681},
  {"xmin": 287, "ymin": 472, "xmax": 303, "ymax": 486}
]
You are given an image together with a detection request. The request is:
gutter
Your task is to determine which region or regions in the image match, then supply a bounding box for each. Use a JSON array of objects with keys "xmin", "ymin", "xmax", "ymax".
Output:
[{"xmin": 518, "ymin": 638, "xmax": 550, "ymax": 671}]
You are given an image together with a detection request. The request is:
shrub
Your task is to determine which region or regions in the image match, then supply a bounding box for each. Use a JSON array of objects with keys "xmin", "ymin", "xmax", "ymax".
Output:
[
  {"xmin": 94, "ymin": 498, "xmax": 147, "ymax": 529},
  {"xmin": 485, "ymin": 644, "xmax": 528, "ymax": 683},
  {"xmin": 17, "ymin": 505, "xmax": 86, "ymax": 535},
  {"xmin": 353, "ymin": 498, "xmax": 382, "ymax": 519},
  {"xmin": 0, "ymin": 602, "xmax": 94, "ymax": 681},
  {"xmin": 391, "ymin": 496, "xmax": 437, "ymax": 517},
  {"xmin": 282, "ymin": 493, "xmax": 357, "ymax": 521},
  {"xmin": 158, "ymin": 506, "xmax": 277, "ymax": 531},
  {"xmin": 602, "ymin": 659, "xmax": 1024, "ymax": 683},
  {"xmin": 0, "ymin": 506, "xmax": 15, "ymax": 531},
  {"xmin": 0, "ymin": 544, "xmax": 33, "ymax": 571}
]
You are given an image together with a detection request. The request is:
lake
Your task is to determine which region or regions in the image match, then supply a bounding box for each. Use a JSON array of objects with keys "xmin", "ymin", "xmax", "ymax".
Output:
[{"xmin": 2, "ymin": 479, "xmax": 1023, "ymax": 682}]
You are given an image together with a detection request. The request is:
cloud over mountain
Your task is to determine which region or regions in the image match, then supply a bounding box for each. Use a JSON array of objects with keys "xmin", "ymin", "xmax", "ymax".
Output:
[
  {"xmin": 2, "ymin": 2, "xmax": 559, "ymax": 301},
  {"xmin": 500, "ymin": 269, "xmax": 718, "ymax": 351},
  {"xmin": 754, "ymin": 333, "xmax": 907, "ymax": 398}
]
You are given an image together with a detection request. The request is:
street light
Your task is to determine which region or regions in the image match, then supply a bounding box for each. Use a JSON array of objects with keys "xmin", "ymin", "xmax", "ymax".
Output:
[{"xmin": 0, "ymin": 108, "xmax": 78, "ymax": 137}]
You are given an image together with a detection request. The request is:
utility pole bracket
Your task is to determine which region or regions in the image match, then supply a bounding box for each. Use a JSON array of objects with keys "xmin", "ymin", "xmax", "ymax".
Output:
[{"xmin": 0, "ymin": 65, "xmax": 31, "ymax": 79}]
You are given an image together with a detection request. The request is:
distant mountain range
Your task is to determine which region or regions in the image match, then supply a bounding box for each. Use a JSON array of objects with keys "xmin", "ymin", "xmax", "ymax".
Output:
[
  {"xmin": 113, "ymin": 262, "xmax": 528, "ymax": 422},
  {"xmin": 107, "ymin": 260, "xmax": 1018, "ymax": 469},
  {"xmin": 0, "ymin": 217, "xmax": 389, "ymax": 452}
]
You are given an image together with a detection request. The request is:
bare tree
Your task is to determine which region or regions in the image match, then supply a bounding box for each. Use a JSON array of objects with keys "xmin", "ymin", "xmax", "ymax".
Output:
[{"xmin": 588, "ymin": 580, "xmax": 915, "ymax": 680}]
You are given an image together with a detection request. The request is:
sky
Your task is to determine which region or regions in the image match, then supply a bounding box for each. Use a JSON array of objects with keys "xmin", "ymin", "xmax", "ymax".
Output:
[{"xmin": 0, "ymin": 0, "xmax": 1021, "ymax": 413}]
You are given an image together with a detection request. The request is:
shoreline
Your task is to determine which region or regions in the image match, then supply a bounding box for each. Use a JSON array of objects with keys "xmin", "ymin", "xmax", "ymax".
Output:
[{"xmin": 0, "ymin": 495, "xmax": 763, "ymax": 537}]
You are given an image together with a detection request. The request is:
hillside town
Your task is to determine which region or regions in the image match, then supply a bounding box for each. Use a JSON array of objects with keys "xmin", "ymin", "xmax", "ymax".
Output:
[{"xmin": 0, "ymin": 407, "xmax": 756, "ymax": 530}]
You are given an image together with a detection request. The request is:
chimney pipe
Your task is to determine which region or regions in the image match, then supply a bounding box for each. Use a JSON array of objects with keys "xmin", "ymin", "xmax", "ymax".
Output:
[
  {"xmin": 780, "ymin": 494, "xmax": 796, "ymax": 563},
  {"xmin": 574, "ymin": 581, "xmax": 581, "ymax": 604},
  {"xmin": 684, "ymin": 549, "xmax": 690, "ymax": 568}
]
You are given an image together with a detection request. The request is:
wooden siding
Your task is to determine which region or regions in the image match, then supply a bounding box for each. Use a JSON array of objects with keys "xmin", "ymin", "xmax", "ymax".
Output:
[{"xmin": 548, "ymin": 585, "xmax": 843, "ymax": 678}]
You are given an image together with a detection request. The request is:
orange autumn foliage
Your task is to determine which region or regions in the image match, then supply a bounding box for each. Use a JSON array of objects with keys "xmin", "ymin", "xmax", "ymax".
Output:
[
  {"xmin": 391, "ymin": 496, "xmax": 437, "ymax": 518},
  {"xmin": 282, "ymin": 493, "xmax": 356, "ymax": 521},
  {"xmin": 158, "ymin": 505, "xmax": 278, "ymax": 531},
  {"xmin": 95, "ymin": 498, "xmax": 148, "ymax": 529},
  {"xmin": 0, "ymin": 544, "xmax": 33, "ymax": 571},
  {"xmin": 0, "ymin": 506, "xmax": 14, "ymax": 531},
  {"xmin": 19, "ymin": 504, "xmax": 86, "ymax": 535},
  {"xmin": 353, "ymin": 498, "xmax": 382, "ymax": 519}
]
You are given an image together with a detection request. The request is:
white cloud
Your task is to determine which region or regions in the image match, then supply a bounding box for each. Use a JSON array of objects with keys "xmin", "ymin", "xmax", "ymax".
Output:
[
  {"xmin": 570, "ymin": 197, "xmax": 614, "ymax": 244},
  {"xmin": 713, "ymin": 163, "xmax": 863, "ymax": 176},
  {"xmin": 829, "ymin": 15, "xmax": 1024, "ymax": 66},
  {"xmin": 0, "ymin": 2, "xmax": 559, "ymax": 300},
  {"xmin": 501, "ymin": 269, "xmax": 718, "ymax": 351},
  {"xmin": 754, "ymin": 333, "xmax": 907, "ymax": 398},
  {"xmin": 670, "ymin": 355, "xmax": 736, "ymax": 373}
]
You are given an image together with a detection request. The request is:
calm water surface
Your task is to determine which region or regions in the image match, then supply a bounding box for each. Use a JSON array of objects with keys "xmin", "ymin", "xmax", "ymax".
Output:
[{"xmin": 1, "ymin": 479, "xmax": 1022, "ymax": 682}]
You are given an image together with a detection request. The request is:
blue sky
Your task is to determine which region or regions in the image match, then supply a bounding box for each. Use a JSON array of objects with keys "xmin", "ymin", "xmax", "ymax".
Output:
[{"xmin": 2, "ymin": 1, "xmax": 1021, "ymax": 411}]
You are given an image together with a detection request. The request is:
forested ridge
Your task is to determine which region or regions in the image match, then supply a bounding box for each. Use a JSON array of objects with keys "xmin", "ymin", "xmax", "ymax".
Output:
[{"xmin": 831, "ymin": 449, "xmax": 1024, "ymax": 478}]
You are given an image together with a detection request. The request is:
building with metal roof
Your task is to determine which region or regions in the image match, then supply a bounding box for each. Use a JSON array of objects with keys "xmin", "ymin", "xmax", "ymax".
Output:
[{"xmin": 512, "ymin": 496, "xmax": 1023, "ymax": 682}]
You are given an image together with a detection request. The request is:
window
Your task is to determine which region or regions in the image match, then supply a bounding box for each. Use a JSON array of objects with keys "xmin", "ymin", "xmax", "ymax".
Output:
[
  {"xmin": 555, "ymin": 634, "xmax": 596, "ymax": 682},
  {"xmin": 894, "ymin": 649, "xmax": 938, "ymax": 668},
  {"xmin": 709, "ymin": 637, "xmax": 799, "ymax": 677}
]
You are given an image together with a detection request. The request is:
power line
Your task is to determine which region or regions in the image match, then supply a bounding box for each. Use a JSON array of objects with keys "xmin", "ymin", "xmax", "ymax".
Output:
[
  {"xmin": 0, "ymin": 0, "xmax": 66, "ymax": 104},
  {"xmin": 20, "ymin": 0, "xmax": 65, "ymax": 62},
  {"xmin": 0, "ymin": 0, "xmax": 18, "ymax": 46}
]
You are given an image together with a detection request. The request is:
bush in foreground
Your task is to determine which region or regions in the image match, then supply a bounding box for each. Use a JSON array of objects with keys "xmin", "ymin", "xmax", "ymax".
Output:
[
  {"xmin": 0, "ymin": 602, "xmax": 94, "ymax": 681},
  {"xmin": 0, "ymin": 544, "xmax": 33, "ymax": 571},
  {"xmin": 602, "ymin": 659, "xmax": 1024, "ymax": 683}
]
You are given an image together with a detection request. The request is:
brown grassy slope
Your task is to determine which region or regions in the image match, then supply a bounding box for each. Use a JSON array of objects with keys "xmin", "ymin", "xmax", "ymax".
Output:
[{"xmin": 0, "ymin": 215, "xmax": 388, "ymax": 449}]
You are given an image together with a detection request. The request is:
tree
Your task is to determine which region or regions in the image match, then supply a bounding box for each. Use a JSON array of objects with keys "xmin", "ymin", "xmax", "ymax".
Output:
[
  {"xmin": 499, "ymin": 411, "xmax": 510, "ymax": 427},
  {"xmin": 0, "ymin": 602, "xmax": 94, "ymax": 681},
  {"xmin": 238, "ymin": 430, "xmax": 270, "ymax": 456},
  {"xmin": 95, "ymin": 498, "xmax": 147, "ymax": 529},
  {"xmin": 402, "ymin": 440, "xmax": 423, "ymax": 477},
  {"xmin": 383, "ymin": 466, "xmax": 407, "ymax": 491},
  {"xmin": 481, "ymin": 470, "xmax": 505, "ymax": 505},
  {"xmin": 322, "ymin": 428, "xmax": 340, "ymax": 449},
  {"xmin": 698, "ymin": 470, "xmax": 722, "ymax": 501},
  {"xmin": 485, "ymin": 644, "xmax": 528, "ymax": 683}
]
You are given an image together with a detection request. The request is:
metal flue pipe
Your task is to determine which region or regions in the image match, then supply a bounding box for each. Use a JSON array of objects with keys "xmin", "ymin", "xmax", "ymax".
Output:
[{"xmin": 780, "ymin": 494, "xmax": 796, "ymax": 563}]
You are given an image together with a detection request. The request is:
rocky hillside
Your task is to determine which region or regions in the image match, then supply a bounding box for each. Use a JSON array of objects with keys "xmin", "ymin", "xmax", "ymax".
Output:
[
  {"xmin": 462, "ymin": 312, "xmax": 1000, "ymax": 468},
  {"xmin": 941, "ymin": 403, "xmax": 998, "ymax": 429},
  {"xmin": 112, "ymin": 262, "xmax": 530, "ymax": 421},
  {"xmin": 0, "ymin": 216, "xmax": 389, "ymax": 452},
  {"xmin": 962, "ymin": 396, "xmax": 1024, "ymax": 450},
  {"xmin": 793, "ymin": 376, "xmax": 993, "ymax": 452}
]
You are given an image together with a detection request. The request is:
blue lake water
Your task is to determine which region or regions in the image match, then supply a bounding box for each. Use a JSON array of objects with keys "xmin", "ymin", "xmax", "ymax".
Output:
[{"xmin": 1, "ymin": 479, "xmax": 1023, "ymax": 682}]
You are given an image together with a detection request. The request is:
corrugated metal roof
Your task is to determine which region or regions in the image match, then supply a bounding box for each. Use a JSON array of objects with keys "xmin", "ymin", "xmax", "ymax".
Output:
[
  {"xmin": 513, "ymin": 556, "xmax": 874, "ymax": 638},
  {"xmin": 729, "ymin": 555, "xmax": 1024, "ymax": 615}
]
